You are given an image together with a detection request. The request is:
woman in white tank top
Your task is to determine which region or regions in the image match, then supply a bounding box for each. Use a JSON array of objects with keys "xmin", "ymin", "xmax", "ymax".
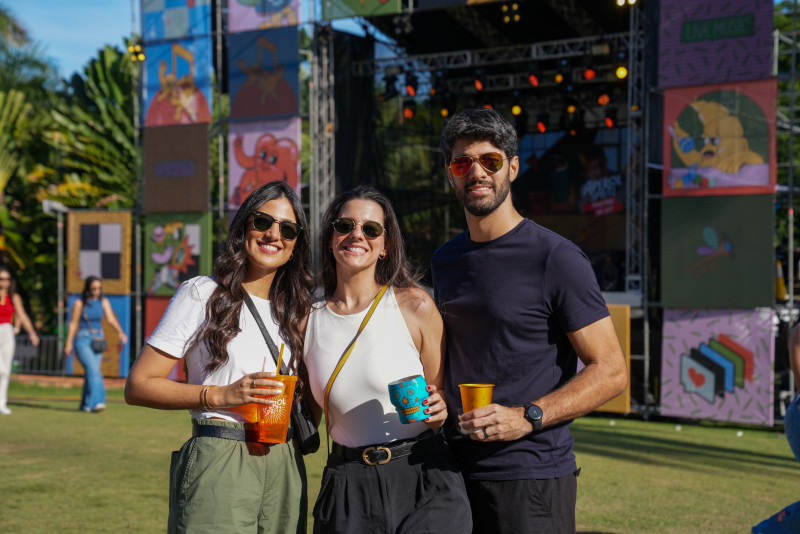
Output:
[{"xmin": 304, "ymin": 186, "xmax": 471, "ymax": 534}]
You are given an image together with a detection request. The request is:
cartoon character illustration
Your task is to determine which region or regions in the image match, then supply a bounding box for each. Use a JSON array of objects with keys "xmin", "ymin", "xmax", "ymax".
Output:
[
  {"xmin": 230, "ymin": 133, "xmax": 299, "ymax": 206},
  {"xmin": 669, "ymin": 99, "xmax": 764, "ymax": 175},
  {"xmin": 236, "ymin": 0, "xmax": 298, "ymax": 27},
  {"xmin": 683, "ymin": 226, "xmax": 733, "ymax": 278},
  {"xmin": 146, "ymin": 43, "xmax": 211, "ymax": 125},
  {"xmin": 148, "ymin": 222, "xmax": 197, "ymax": 295},
  {"xmin": 230, "ymin": 34, "xmax": 298, "ymax": 119}
]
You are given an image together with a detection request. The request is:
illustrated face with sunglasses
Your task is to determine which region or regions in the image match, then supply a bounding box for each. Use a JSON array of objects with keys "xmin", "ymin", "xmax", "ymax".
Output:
[
  {"xmin": 245, "ymin": 198, "xmax": 300, "ymax": 274},
  {"xmin": 330, "ymin": 199, "xmax": 387, "ymax": 271},
  {"xmin": 446, "ymin": 139, "xmax": 518, "ymax": 218}
]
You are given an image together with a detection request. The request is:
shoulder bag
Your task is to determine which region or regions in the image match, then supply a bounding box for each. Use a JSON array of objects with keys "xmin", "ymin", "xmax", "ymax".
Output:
[
  {"xmin": 244, "ymin": 296, "xmax": 320, "ymax": 455},
  {"xmin": 82, "ymin": 303, "xmax": 107, "ymax": 353}
]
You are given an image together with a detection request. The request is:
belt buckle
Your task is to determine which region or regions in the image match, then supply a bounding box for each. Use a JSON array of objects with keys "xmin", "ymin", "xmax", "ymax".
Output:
[{"xmin": 361, "ymin": 446, "xmax": 392, "ymax": 465}]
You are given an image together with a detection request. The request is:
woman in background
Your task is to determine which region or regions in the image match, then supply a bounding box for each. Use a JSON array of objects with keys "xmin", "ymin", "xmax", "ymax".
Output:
[
  {"xmin": 64, "ymin": 276, "xmax": 128, "ymax": 412},
  {"xmin": 0, "ymin": 266, "xmax": 39, "ymax": 415}
]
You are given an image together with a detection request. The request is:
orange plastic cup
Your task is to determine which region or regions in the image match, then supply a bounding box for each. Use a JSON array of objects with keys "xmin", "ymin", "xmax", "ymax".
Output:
[
  {"xmin": 245, "ymin": 375, "xmax": 297, "ymax": 444},
  {"xmin": 459, "ymin": 383, "xmax": 494, "ymax": 413}
]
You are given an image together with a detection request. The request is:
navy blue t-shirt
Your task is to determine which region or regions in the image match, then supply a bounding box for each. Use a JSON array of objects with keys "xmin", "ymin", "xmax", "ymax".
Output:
[{"xmin": 431, "ymin": 218, "xmax": 610, "ymax": 480}]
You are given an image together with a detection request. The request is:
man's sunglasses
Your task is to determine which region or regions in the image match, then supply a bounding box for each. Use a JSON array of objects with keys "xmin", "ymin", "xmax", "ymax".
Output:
[
  {"xmin": 251, "ymin": 211, "xmax": 302, "ymax": 240},
  {"xmin": 332, "ymin": 217, "xmax": 385, "ymax": 239},
  {"xmin": 449, "ymin": 152, "xmax": 509, "ymax": 178}
]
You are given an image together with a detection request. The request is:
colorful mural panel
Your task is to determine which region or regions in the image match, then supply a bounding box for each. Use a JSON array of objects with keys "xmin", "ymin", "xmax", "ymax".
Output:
[
  {"xmin": 67, "ymin": 211, "xmax": 132, "ymax": 296},
  {"xmin": 663, "ymin": 79, "xmax": 776, "ymax": 197},
  {"xmin": 143, "ymin": 124, "xmax": 210, "ymax": 213},
  {"xmin": 661, "ymin": 195, "xmax": 774, "ymax": 308},
  {"xmin": 228, "ymin": 118, "xmax": 301, "ymax": 208},
  {"xmin": 228, "ymin": 0, "xmax": 300, "ymax": 32},
  {"xmin": 144, "ymin": 212, "xmax": 212, "ymax": 297},
  {"xmin": 660, "ymin": 308, "xmax": 774, "ymax": 426},
  {"xmin": 414, "ymin": 0, "xmax": 505, "ymax": 10},
  {"xmin": 659, "ymin": 0, "xmax": 773, "ymax": 89},
  {"xmin": 66, "ymin": 294, "xmax": 131, "ymax": 378},
  {"xmin": 228, "ymin": 28, "xmax": 299, "ymax": 121},
  {"xmin": 321, "ymin": 0, "xmax": 401, "ymax": 22},
  {"xmin": 145, "ymin": 296, "xmax": 186, "ymax": 382},
  {"xmin": 143, "ymin": 37, "xmax": 212, "ymax": 127},
  {"xmin": 142, "ymin": 0, "xmax": 211, "ymax": 41}
]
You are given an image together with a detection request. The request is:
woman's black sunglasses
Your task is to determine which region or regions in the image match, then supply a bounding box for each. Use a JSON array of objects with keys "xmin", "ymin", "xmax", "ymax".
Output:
[
  {"xmin": 332, "ymin": 217, "xmax": 385, "ymax": 239},
  {"xmin": 251, "ymin": 211, "xmax": 302, "ymax": 240}
]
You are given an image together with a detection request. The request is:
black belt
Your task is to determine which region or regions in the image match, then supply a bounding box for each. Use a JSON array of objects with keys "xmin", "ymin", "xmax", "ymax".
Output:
[
  {"xmin": 331, "ymin": 431, "xmax": 444, "ymax": 466},
  {"xmin": 192, "ymin": 422, "xmax": 295, "ymax": 443}
]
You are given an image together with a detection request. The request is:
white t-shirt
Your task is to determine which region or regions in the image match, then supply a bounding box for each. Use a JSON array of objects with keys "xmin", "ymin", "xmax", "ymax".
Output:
[
  {"xmin": 147, "ymin": 276, "xmax": 291, "ymax": 422},
  {"xmin": 304, "ymin": 286, "xmax": 427, "ymax": 447}
]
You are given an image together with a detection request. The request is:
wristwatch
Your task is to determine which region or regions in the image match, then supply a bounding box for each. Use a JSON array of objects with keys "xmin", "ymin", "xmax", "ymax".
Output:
[{"xmin": 523, "ymin": 403, "xmax": 543, "ymax": 432}]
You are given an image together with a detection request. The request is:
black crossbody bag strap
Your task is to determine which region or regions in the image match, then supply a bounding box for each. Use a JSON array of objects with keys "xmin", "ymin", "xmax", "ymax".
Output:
[{"xmin": 243, "ymin": 296, "xmax": 286, "ymax": 374}]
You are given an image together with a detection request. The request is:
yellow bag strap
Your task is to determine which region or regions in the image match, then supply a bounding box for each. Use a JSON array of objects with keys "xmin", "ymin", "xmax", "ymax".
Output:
[{"xmin": 323, "ymin": 285, "xmax": 389, "ymax": 450}]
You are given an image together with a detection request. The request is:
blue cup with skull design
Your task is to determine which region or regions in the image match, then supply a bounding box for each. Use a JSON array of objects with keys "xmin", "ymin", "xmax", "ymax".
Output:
[{"xmin": 388, "ymin": 374, "xmax": 429, "ymax": 424}]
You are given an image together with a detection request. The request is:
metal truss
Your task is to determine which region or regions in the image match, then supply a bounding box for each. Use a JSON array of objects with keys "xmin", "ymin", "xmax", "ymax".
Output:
[
  {"xmin": 351, "ymin": 32, "xmax": 630, "ymax": 76},
  {"xmin": 310, "ymin": 23, "xmax": 337, "ymax": 271},
  {"xmin": 625, "ymin": 3, "xmax": 645, "ymax": 295}
]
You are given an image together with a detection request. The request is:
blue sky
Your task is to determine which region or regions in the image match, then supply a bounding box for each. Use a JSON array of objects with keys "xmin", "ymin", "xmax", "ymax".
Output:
[{"xmin": 6, "ymin": 0, "xmax": 136, "ymax": 79}]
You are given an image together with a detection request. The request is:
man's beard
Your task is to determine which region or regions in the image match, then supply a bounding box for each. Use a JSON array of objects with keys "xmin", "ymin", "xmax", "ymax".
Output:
[{"xmin": 455, "ymin": 171, "xmax": 511, "ymax": 217}]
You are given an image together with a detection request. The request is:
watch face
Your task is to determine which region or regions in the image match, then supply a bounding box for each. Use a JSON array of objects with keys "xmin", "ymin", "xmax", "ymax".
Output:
[{"xmin": 527, "ymin": 404, "xmax": 543, "ymax": 420}]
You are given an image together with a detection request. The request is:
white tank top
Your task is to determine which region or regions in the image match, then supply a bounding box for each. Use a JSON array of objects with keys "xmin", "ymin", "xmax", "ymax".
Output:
[{"xmin": 304, "ymin": 286, "xmax": 428, "ymax": 447}]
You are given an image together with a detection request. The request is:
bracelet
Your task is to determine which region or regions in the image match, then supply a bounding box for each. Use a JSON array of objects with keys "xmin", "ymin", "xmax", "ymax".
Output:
[{"xmin": 200, "ymin": 385, "xmax": 216, "ymax": 411}]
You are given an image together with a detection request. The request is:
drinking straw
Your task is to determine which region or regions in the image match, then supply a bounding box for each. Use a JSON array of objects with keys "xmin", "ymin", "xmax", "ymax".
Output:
[{"xmin": 278, "ymin": 343, "xmax": 285, "ymax": 373}]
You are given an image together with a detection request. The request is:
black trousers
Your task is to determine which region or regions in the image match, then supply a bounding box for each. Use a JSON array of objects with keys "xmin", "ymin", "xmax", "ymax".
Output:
[
  {"xmin": 465, "ymin": 472, "xmax": 579, "ymax": 534},
  {"xmin": 313, "ymin": 440, "xmax": 472, "ymax": 534}
]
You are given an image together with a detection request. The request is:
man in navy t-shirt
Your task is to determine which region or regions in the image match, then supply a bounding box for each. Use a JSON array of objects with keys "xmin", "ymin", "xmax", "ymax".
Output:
[{"xmin": 432, "ymin": 108, "xmax": 627, "ymax": 533}]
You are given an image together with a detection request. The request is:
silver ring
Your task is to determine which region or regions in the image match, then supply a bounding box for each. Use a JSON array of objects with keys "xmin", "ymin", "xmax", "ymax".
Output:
[{"xmin": 482, "ymin": 428, "xmax": 489, "ymax": 440}]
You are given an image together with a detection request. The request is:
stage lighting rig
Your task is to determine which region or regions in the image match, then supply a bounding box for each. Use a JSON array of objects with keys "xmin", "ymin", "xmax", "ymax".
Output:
[
  {"xmin": 501, "ymin": 2, "xmax": 520, "ymax": 24},
  {"xmin": 405, "ymin": 73, "xmax": 418, "ymax": 97},
  {"xmin": 536, "ymin": 113, "xmax": 548, "ymax": 133},
  {"xmin": 403, "ymin": 100, "xmax": 416, "ymax": 120},
  {"xmin": 128, "ymin": 40, "xmax": 145, "ymax": 62},
  {"xmin": 474, "ymin": 70, "xmax": 486, "ymax": 92},
  {"xmin": 604, "ymin": 108, "xmax": 617, "ymax": 128}
]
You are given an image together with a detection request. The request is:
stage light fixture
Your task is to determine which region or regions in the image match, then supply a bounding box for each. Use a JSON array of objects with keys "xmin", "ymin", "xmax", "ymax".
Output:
[
  {"xmin": 403, "ymin": 100, "xmax": 416, "ymax": 120},
  {"xmin": 528, "ymin": 73, "xmax": 540, "ymax": 87},
  {"xmin": 511, "ymin": 104, "xmax": 522, "ymax": 116},
  {"xmin": 474, "ymin": 70, "xmax": 486, "ymax": 92},
  {"xmin": 440, "ymin": 107, "xmax": 450, "ymax": 118},
  {"xmin": 482, "ymin": 103, "xmax": 494, "ymax": 110},
  {"xmin": 566, "ymin": 103, "xmax": 577, "ymax": 115},
  {"xmin": 604, "ymin": 108, "xmax": 617, "ymax": 128},
  {"xmin": 555, "ymin": 73, "xmax": 564, "ymax": 84},
  {"xmin": 598, "ymin": 93, "xmax": 610, "ymax": 106},
  {"xmin": 501, "ymin": 3, "xmax": 520, "ymax": 24},
  {"xmin": 128, "ymin": 41, "xmax": 145, "ymax": 62},
  {"xmin": 404, "ymin": 73, "xmax": 418, "ymax": 97},
  {"xmin": 536, "ymin": 113, "xmax": 548, "ymax": 133},
  {"xmin": 615, "ymin": 65, "xmax": 628, "ymax": 79},
  {"xmin": 617, "ymin": 0, "xmax": 625, "ymax": 5},
  {"xmin": 583, "ymin": 68, "xmax": 596, "ymax": 81}
]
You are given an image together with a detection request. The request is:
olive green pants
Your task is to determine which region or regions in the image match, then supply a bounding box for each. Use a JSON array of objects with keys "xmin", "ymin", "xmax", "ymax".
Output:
[{"xmin": 168, "ymin": 419, "xmax": 307, "ymax": 534}]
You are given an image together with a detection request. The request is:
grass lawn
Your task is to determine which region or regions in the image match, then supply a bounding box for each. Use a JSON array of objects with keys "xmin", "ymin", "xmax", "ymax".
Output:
[{"xmin": 2, "ymin": 381, "xmax": 798, "ymax": 533}]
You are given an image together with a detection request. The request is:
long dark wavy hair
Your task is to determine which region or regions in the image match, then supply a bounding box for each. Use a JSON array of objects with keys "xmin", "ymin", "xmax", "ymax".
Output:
[
  {"xmin": 80, "ymin": 275, "xmax": 102, "ymax": 303},
  {"xmin": 0, "ymin": 266, "xmax": 17, "ymax": 298},
  {"xmin": 319, "ymin": 185, "xmax": 421, "ymax": 298},
  {"xmin": 195, "ymin": 181, "xmax": 313, "ymax": 374}
]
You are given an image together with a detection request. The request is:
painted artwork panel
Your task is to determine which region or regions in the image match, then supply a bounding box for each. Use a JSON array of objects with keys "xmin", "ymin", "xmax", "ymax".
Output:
[
  {"xmin": 663, "ymin": 79, "xmax": 776, "ymax": 197},
  {"xmin": 228, "ymin": 118, "xmax": 301, "ymax": 209},
  {"xmin": 144, "ymin": 212, "xmax": 212, "ymax": 297},
  {"xmin": 66, "ymin": 294, "xmax": 131, "ymax": 378},
  {"xmin": 229, "ymin": 0, "xmax": 300, "ymax": 32},
  {"xmin": 659, "ymin": 0, "xmax": 773, "ymax": 88},
  {"xmin": 143, "ymin": 36, "xmax": 212, "ymax": 126},
  {"xmin": 143, "ymin": 124, "xmax": 210, "ymax": 213},
  {"xmin": 142, "ymin": 0, "xmax": 211, "ymax": 41},
  {"xmin": 660, "ymin": 308, "xmax": 774, "ymax": 426},
  {"xmin": 67, "ymin": 211, "xmax": 132, "ymax": 295},
  {"xmin": 228, "ymin": 28, "xmax": 299, "ymax": 121},
  {"xmin": 661, "ymin": 195, "xmax": 773, "ymax": 308},
  {"xmin": 321, "ymin": 0, "xmax": 401, "ymax": 21},
  {"xmin": 145, "ymin": 296, "xmax": 186, "ymax": 381}
]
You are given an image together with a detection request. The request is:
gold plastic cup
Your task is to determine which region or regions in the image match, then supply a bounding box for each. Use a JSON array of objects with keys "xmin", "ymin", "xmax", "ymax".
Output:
[{"xmin": 458, "ymin": 383, "xmax": 494, "ymax": 413}]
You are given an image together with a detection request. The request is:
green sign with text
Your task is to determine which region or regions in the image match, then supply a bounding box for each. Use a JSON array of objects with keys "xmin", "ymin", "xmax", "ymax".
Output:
[{"xmin": 682, "ymin": 14, "xmax": 754, "ymax": 43}]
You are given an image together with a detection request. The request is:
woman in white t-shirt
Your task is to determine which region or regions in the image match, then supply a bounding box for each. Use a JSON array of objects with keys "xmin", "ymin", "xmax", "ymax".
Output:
[
  {"xmin": 304, "ymin": 186, "xmax": 471, "ymax": 533},
  {"xmin": 125, "ymin": 181, "xmax": 314, "ymax": 534}
]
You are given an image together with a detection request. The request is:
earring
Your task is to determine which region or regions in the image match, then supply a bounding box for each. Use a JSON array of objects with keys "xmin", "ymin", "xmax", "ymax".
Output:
[{"xmin": 379, "ymin": 252, "xmax": 387, "ymax": 259}]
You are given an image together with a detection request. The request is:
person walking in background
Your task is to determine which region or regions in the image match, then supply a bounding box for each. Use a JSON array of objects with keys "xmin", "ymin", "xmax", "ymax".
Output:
[
  {"xmin": 304, "ymin": 186, "xmax": 471, "ymax": 534},
  {"xmin": 0, "ymin": 266, "xmax": 39, "ymax": 415},
  {"xmin": 432, "ymin": 107, "xmax": 627, "ymax": 533},
  {"xmin": 125, "ymin": 182, "xmax": 314, "ymax": 534},
  {"xmin": 64, "ymin": 276, "xmax": 128, "ymax": 413}
]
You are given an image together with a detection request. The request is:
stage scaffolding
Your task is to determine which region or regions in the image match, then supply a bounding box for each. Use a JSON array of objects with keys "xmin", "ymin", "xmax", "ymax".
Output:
[{"xmin": 309, "ymin": 2, "xmax": 650, "ymax": 408}]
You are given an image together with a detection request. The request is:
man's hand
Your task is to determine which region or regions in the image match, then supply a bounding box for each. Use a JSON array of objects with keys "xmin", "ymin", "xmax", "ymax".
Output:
[{"xmin": 459, "ymin": 404, "xmax": 534, "ymax": 442}]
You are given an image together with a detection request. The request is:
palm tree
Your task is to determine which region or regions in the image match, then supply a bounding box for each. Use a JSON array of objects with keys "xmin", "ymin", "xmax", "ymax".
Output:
[{"xmin": 0, "ymin": 4, "xmax": 29, "ymax": 47}]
